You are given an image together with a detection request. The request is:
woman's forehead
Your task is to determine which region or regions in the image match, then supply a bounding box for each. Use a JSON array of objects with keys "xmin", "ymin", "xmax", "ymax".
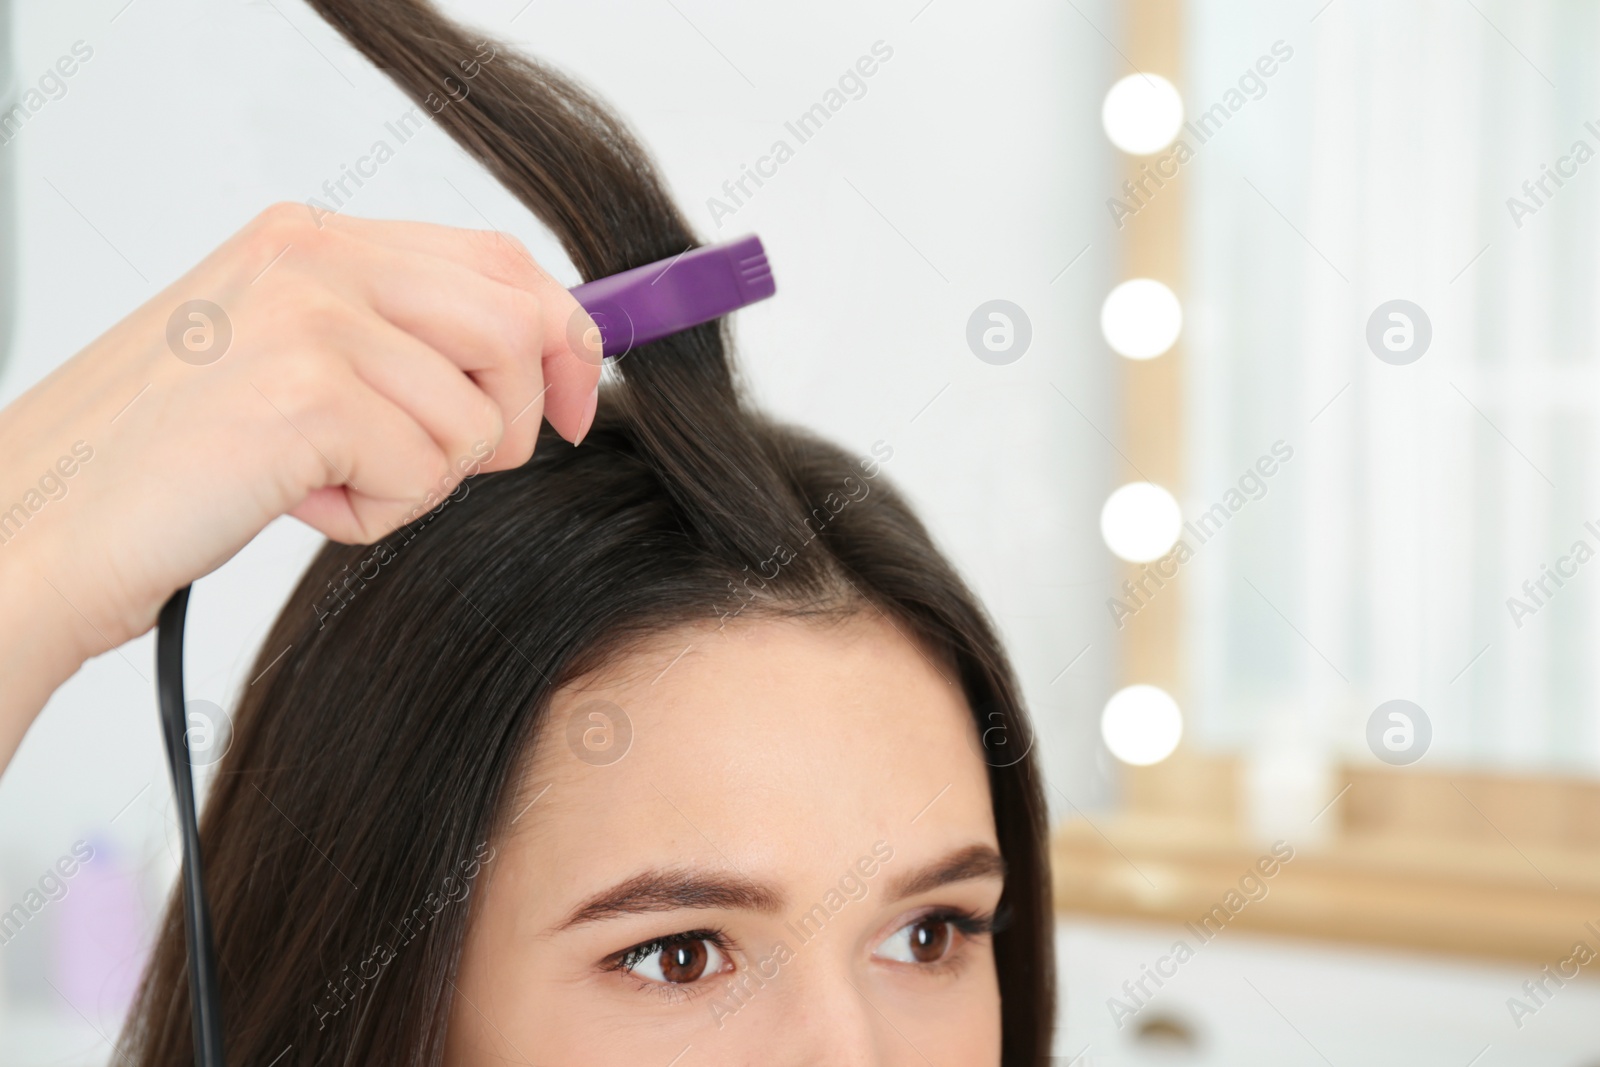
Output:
[{"xmin": 510, "ymin": 613, "xmax": 997, "ymax": 895}]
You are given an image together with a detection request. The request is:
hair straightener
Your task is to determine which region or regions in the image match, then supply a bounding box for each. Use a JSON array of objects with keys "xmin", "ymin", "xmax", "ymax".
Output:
[{"xmin": 155, "ymin": 234, "xmax": 774, "ymax": 1067}]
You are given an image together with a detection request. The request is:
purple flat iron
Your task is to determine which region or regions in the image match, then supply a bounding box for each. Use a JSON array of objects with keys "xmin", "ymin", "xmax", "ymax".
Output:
[{"xmin": 570, "ymin": 234, "xmax": 775, "ymax": 358}]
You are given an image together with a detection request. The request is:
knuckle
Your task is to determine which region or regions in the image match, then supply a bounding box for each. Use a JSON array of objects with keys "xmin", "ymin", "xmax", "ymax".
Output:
[
  {"xmin": 278, "ymin": 288, "xmax": 353, "ymax": 344},
  {"xmin": 505, "ymin": 289, "xmax": 546, "ymax": 358},
  {"xmin": 457, "ymin": 400, "xmax": 515, "ymax": 470},
  {"xmin": 235, "ymin": 204, "xmax": 333, "ymax": 289},
  {"xmin": 267, "ymin": 350, "xmax": 337, "ymax": 419},
  {"xmin": 510, "ymin": 284, "xmax": 544, "ymax": 319},
  {"xmin": 474, "ymin": 395, "xmax": 506, "ymax": 450},
  {"xmin": 412, "ymin": 457, "xmax": 460, "ymax": 509},
  {"xmin": 470, "ymin": 228, "xmax": 540, "ymax": 284},
  {"xmin": 423, "ymin": 452, "xmax": 457, "ymax": 499},
  {"xmin": 500, "ymin": 426, "xmax": 536, "ymax": 469},
  {"xmin": 248, "ymin": 202, "xmax": 318, "ymax": 254}
]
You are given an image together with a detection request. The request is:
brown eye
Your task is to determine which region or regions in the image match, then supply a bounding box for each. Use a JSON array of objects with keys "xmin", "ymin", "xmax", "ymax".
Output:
[
  {"xmin": 621, "ymin": 935, "xmax": 729, "ymax": 985},
  {"xmin": 659, "ymin": 939, "xmax": 709, "ymax": 982},
  {"xmin": 908, "ymin": 920, "xmax": 952, "ymax": 962},
  {"xmin": 875, "ymin": 916, "xmax": 960, "ymax": 965}
]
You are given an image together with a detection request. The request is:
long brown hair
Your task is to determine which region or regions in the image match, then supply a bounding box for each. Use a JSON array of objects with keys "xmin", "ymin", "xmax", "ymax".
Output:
[{"xmin": 122, "ymin": 2, "xmax": 1054, "ymax": 1062}]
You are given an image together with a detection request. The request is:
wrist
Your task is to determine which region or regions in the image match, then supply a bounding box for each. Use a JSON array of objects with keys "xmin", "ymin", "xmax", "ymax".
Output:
[{"xmin": 0, "ymin": 538, "xmax": 98, "ymax": 770}]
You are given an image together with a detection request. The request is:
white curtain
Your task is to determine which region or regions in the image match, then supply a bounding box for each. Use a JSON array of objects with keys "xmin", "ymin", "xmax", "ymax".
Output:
[{"xmin": 1183, "ymin": 0, "xmax": 1600, "ymax": 776}]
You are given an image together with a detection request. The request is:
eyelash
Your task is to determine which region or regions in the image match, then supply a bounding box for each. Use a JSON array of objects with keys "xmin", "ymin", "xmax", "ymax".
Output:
[
  {"xmin": 606, "ymin": 928, "xmax": 734, "ymax": 1003},
  {"xmin": 926, "ymin": 905, "xmax": 1005, "ymax": 940},
  {"xmin": 603, "ymin": 905, "xmax": 1007, "ymax": 1000},
  {"xmin": 881, "ymin": 906, "xmax": 1004, "ymax": 977}
]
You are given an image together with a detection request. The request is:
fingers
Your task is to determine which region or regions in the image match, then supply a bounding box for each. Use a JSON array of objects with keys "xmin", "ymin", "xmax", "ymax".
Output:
[
  {"xmin": 320, "ymin": 214, "xmax": 603, "ymax": 445},
  {"xmin": 340, "ymin": 312, "xmax": 513, "ymax": 472},
  {"xmin": 335, "ymin": 252, "xmax": 534, "ymax": 469},
  {"xmin": 224, "ymin": 206, "xmax": 612, "ymax": 546},
  {"xmin": 258, "ymin": 363, "xmax": 459, "ymax": 545},
  {"xmin": 256, "ymin": 358, "xmax": 448, "ymax": 501}
]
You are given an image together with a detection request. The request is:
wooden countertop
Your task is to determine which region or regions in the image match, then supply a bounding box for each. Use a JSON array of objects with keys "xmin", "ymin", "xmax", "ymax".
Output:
[{"xmin": 1052, "ymin": 756, "xmax": 1600, "ymax": 965}]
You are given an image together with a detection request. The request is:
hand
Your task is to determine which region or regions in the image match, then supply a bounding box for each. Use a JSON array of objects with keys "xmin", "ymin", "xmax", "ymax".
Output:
[{"xmin": 0, "ymin": 204, "xmax": 601, "ymax": 765}]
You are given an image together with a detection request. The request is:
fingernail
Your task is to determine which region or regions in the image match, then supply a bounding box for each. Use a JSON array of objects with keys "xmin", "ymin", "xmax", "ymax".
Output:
[
  {"xmin": 584, "ymin": 320, "xmax": 605, "ymax": 364},
  {"xmin": 570, "ymin": 307, "xmax": 605, "ymax": 367},
  {"xmin": 574, "ymin": 386, "xmax": 599, "ymax": 446}
]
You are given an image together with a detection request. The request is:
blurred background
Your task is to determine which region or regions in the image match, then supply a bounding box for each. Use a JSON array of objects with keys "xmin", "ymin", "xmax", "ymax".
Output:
[{"xmin": 0, "ymin": 0, "xmax": 1597, "ymax": 1063}]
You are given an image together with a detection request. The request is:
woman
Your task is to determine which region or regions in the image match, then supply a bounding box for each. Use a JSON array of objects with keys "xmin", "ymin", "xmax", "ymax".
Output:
[{"xmin": 0, "ymin": 0, "xmax": 1053, "ymax": 1062}]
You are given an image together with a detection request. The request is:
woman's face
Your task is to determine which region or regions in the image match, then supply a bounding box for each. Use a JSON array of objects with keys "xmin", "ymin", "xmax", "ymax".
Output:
[{"xmin": 445, "ymin": 612, "xmax": 1004, "ymax": 1066}]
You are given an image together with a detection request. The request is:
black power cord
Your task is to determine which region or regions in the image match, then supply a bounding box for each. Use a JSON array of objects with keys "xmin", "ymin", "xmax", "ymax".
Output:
[{"xmin": 155, "ymin": 585, "xmax": 227, "ymax": 1067}]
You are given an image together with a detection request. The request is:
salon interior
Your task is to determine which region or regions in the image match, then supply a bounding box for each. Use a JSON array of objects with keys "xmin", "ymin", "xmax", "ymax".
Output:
[{"xmin": 2, "ymin": 0, "xmax": 1598, "ymax": 1063}]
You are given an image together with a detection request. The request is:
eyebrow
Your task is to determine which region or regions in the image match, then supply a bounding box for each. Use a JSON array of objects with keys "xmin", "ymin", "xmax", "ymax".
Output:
[
  {"xmin": 553, "ymin": 868, "xmax": 787, "ymax": 931},
  {"xmin": 884, "ymin": 844, "xmax": 1007, "ymax": 903},
  {"xmin": 551, "ymin": 843, "xmax": 1007, "ymax": 933}
]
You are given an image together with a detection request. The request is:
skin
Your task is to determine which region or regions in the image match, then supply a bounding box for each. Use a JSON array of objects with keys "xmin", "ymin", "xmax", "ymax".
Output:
[
  {"xmin": 0, "ymin": 204, "xmax": 601, "ymax": 774},
  {"xmin": 446, "ymin": 612, "xmax": 1004, "ymax": 1067}
]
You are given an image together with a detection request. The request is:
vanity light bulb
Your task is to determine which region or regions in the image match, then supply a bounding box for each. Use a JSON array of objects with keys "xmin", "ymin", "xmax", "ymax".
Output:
[
  {"xmin": 1101, "ymin": 481, "xmax": 1182, "ymax": 563},
  {"xmin": 1101, "ymin": 684, "xmax": 1183, "ymax": 766},
  {"xmin": 1102, "ymin": 73, "xmax": 1184, "ymax": 155},
  {"xmin": 1101, "ymin": 278, "xmax": 1182, "ymax": 360}
]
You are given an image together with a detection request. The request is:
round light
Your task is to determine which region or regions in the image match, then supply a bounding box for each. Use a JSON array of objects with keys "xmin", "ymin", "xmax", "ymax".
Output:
[
  {"xmin": 1101, "ymin": 685, "xmax": 1183, "ymax": 766},
  {"xmin": 1101, "ymin": 278, "xmax": 1182, "ymax": 359},
  {"xmin": 1101, "ymin": 74, "xmax": 1184, "ymax": 155},
  {"xmin": 1100, "ymin": 482, "xmax": 1182, "ymax": 562}
]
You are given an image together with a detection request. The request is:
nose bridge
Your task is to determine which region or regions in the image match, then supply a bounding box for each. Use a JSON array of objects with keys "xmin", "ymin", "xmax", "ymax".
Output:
[{"xmin": 780, "ymin": 966, "xmax": 889, "ymax": 1066}]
